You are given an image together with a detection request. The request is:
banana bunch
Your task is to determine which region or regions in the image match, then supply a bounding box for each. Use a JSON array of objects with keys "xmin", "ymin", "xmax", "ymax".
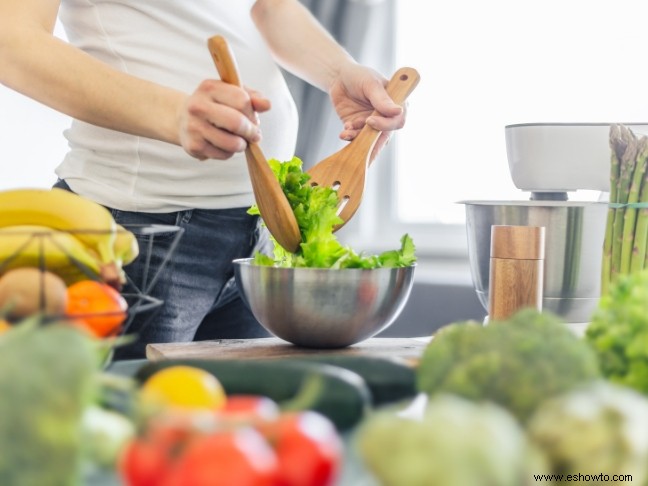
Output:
[{"xmin": 0, "ymin": 188, "xmax": 139, "ymax": 287}]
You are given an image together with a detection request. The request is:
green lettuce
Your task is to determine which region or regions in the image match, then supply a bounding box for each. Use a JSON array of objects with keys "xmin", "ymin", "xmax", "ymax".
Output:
[{"xmin": 249, "ymin": 156, "xmax": 416, "ymax": 268}]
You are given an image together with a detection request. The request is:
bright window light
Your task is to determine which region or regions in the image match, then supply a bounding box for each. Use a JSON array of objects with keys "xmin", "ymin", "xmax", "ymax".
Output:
[{"xmin": 395, "ymin": 0, "xmax": 648, "ymax": 224}]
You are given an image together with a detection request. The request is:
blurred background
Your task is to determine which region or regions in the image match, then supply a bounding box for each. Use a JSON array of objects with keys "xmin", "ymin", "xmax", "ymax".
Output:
[{"xmin": 3, "ymin": 0, "xmax": 648, "ymax": 334}]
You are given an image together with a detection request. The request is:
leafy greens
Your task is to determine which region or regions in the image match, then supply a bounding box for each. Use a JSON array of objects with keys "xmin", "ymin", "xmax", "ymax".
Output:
[{"xmin": 249, "ymin": 156, "xmax": 416, "ymax": 268}]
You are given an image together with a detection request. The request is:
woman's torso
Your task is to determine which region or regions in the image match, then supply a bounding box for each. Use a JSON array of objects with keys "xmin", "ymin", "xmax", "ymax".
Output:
[{"xmin": 57, "ymin": 0, "xmax": 298, "ymax": 212}]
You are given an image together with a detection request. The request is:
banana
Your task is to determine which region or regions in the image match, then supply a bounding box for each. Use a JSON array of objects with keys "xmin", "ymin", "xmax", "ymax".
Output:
[
  {"xmin": 0, "ymin": 225, "xmax": 103, "ymax": 284},
  {"xmin": 114, "ymin": 225, "xmax": 139, "ymax": 267},
  {"xmin": 0, "ymin": 188, "xmax": 117, "ymax": 264}
]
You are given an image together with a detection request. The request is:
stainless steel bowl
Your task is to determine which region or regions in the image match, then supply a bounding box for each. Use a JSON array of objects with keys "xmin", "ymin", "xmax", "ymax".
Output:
[
  {"xmin": 233, "ymin": 259, "xmax": 416, "ymax": 348},
  {"xmin": 462, "ymin": 201, "xmax": 607, "ymax": 323}
]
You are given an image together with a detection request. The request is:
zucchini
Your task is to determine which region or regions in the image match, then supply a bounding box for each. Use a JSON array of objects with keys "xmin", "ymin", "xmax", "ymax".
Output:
[
  {"xmin": 278, "ymin": 355, "xmax": 418, "ymax": 406},
  {"xmin": 135, "ymin": 358, "xmax": 372, "ymax": 431}
]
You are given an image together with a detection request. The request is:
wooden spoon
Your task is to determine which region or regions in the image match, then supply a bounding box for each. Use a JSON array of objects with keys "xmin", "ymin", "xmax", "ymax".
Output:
[
  {"xmin": 207, "ymin": 35, "xmax": 301, "ymax": 253},
  {"xmin": 307, "ymin": 67, "xmax": 420, "ymax": 230}
]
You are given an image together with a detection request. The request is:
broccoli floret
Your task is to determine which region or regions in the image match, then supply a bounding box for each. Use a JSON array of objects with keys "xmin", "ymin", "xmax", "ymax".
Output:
[
  {"xmin": 356, "ymin": 394, "xmax": 549, "ymax": 486},
  {"xmin": 586, "ymin": 270, "xmax": 648, "ymax": 394},
  {"xmin": 528, "ymin": 381, "xmax": 648, "ymax": 484},
  {"xmin": 0, "ymin": 318, "xmax": 99, "ymax": 486},
  {"xmin": 416, "ymin": 308, "xmax": 601, "ymax": 423}
]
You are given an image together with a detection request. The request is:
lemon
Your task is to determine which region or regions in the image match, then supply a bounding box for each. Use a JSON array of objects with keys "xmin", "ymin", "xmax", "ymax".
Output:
[{"xmin": 140, "ymin": 365, "xmax": 227, "ymax": 411}]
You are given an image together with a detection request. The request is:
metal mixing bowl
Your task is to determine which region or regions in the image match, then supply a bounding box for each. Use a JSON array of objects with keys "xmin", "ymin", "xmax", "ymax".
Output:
[
  {"xmin": 233, "ymin": 258, "xmax": 416, "ymax": 348},
  {"xmin": 462, "ymin": 200, "xmax": 607, "ymax": 324}
]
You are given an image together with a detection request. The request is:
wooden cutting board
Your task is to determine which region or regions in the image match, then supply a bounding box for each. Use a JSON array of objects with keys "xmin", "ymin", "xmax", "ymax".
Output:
[{"xmin": 146, "ymin": 337, "xmax": 430, "ymax": 363}]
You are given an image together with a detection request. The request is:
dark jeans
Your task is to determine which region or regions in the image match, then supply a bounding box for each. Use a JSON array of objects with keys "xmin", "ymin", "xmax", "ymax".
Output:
[{"xmin": 53, "ymin": 180, "xmax": 271, "ymax": 360}]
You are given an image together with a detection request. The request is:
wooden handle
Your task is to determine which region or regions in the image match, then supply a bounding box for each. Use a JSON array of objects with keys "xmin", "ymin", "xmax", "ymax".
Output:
[
  {"xmin": 208, "ymin": 35, "xmax": 242, "ymax": 87},
  {"xmin": 348, "ymin": 67, "xmax": 421, "ymax": 165},
  {"xmin": 383, "ymin": 67, "xmax": 421, "ymax": 107}
]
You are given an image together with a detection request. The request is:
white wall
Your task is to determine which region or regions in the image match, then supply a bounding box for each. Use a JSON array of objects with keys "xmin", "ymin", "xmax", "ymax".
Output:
[
  {"xmin": 0, "ymin": 21, "xmax": 70, "ymax": 190},
  {"xmin": 0, "ymin": 88, "xmax": 71, "ymax": 190}
]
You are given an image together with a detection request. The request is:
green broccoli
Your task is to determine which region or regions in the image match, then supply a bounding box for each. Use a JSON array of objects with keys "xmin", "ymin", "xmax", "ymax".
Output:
[
  {"xmin": 0, "ymin": 318, "xmax": 99, "ymax": 486},
  {"xmin": 416, "ymin": 308, "xmax": 601, "ymax": 423},
  {"xmin": 585, "ymin": 269, "xmax": 648, "ymax": 394},
  {"xmin": 356, "ymin": 394, "xmax": 549, "ymax": 486},
  {"xmin": 528, "ymin": 381, "xmax": 648, "ymax": 484},
  {"xmin": 249, "ymin": 156, "xmax": 416, "ymax": 268}
]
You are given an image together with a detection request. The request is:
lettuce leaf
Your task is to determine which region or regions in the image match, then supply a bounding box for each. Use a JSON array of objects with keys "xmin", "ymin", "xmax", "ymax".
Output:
[{"xmin": 249, "ymin": 156, "xmax": 416, "ymax": 269}]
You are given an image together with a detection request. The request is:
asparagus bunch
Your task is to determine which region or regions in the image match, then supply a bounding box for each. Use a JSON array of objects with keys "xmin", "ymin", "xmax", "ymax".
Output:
[{"xmin": 601, "ymin": 124, "xmax": 648, "ymax": 295}]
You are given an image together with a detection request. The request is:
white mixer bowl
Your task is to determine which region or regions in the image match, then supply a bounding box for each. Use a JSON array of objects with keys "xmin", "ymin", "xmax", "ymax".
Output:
[{"xmin": 505, "ymin": 122, "xmax": 648, "ymax": 193}]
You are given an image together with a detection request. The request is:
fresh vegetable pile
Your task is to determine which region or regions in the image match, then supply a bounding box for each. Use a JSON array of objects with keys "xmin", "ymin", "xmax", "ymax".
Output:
[
  {"xmin": 0, "ymin": 317, "xmax": 135, "ymax": 485},
  {"xmin": 121, "ymin": 363, "xmax": 346, "ymax": 486},
  {"xmin": 601, "ymin": 124, "xmax": 648, "ymax": 294},
  {"xmin": 416, "ymin": 308, "xmax": 600, "ymax": 422},
  {"xmin": 586, "ymin": 269, "xmax": 648, "ymax": 394},
  {"xmin": 356, "ymin": 305, "xmax": 648, "ymax": 485},
  {"xmin": 249, "ymin": 157, "xmax": 416, "ymax": 269}
]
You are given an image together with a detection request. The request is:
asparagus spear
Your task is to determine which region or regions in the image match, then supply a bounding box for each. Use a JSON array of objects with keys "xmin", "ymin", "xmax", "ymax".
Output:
[
  {"xmin": 601, "ymin": 124, "xmax": 624, "ymax": 294},
  {"xmin": 609, "ymin": 125, "xmax": 638, "ymax": 282},
  {"xmin": 620, "ymin": 136, "xmax": 648, "ymax": 274},
  {"xmin": 609, "ymin": 125, "xmax": 638, "ymax": 290},
  {"xmin": 632, "ymin": 169, "xmax": 648, "ymax": 273}
]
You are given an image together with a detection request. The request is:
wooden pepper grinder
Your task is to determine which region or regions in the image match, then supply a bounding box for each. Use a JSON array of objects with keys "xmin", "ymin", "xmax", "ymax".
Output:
[{"xmin": 488, "ymin": 225, "xmax": 545, "ymax": 321}]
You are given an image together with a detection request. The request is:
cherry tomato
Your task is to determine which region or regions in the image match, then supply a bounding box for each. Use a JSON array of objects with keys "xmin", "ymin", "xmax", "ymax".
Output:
[
  {"xmin": 218, "ymin": 394, "xmax": 280, "ymax": 422},
  {"xmin": 120, "ymin": 438, "xmax": 170, "ymax": 486},
  {"xmin": 118, "ymin": 414, "xmax": 199, "ymax": 486},
  {"xmin": 261, "ymin": 411, "xmax": 343, "ymax": 486},
  {"xmin": 166, "ymin": 427, "xmax": 280, "ymax": 486}
]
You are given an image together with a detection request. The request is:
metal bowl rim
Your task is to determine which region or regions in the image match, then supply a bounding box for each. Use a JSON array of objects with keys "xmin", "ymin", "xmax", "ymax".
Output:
[{"xmin": 458, "ymin": 200, "xmax": 607, "ymax": 207}]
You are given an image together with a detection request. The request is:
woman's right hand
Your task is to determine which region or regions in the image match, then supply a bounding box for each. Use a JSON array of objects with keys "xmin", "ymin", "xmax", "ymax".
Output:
[{"xmin": 179, "ymin": 80, "xmax": 271, "ymax": 161}]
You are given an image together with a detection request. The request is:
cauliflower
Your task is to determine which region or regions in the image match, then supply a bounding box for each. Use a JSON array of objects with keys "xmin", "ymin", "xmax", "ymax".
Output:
[
  {"xmin": 356, "ymin": 394, "xmax": 548, "ymax": 486},
  {"xmin": 586, "ymin": 269, "xmax": 648, "ymax": 394},
  {"xmin": 416, "ymin": 308, "xmax": 601, "ymax": 422},
  {"xmin": 527, "ymin": 381, "xmax": 648, "ymax": 484}
]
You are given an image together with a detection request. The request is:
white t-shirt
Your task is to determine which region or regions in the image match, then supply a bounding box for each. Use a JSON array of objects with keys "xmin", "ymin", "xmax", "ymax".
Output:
[{"xmin": 56, "ymin": 0, "xmax": 299, "ymax": 212}]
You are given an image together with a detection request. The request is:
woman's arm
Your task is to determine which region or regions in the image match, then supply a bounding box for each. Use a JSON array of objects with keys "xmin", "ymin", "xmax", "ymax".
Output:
[
  {"xmin": 251, "ymin": 0, "xmax": 406, "ymax": 149},
  {"xmin": 0, "ymin": 0, "xmax": 266, "ymax": 160}
]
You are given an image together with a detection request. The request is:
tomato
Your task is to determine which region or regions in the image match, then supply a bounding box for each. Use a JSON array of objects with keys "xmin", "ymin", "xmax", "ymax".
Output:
[
  {"xmin": 119, "ymin": 415, "xmax": 197, "ymax": 486},
  {"xmin": 120, "ymin": 438, "xmax": 170, "ymax": 486},
  {"xmin": 166, "ymin": 427, "xmax": 280, "ymax": 486},
  {"xmin": 218, "ymin": 394, "xmax": 280, "ymax": 422},
  {"xmin": 140, "ymin": 365, "xmax": 227, "ymax": 412},
  {"xmin": 65, "ymin": 279, "xmax": 128, "ymax": 337},
  {"xmin": 261, "ymin": 411, "xmax": 343, "ymax": 486}
]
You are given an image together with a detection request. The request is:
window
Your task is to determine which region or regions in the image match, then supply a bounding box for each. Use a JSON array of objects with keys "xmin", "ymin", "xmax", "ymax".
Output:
[{"xmin": 368, "ymin": 0, "xmax": 648, "ymax": 261}]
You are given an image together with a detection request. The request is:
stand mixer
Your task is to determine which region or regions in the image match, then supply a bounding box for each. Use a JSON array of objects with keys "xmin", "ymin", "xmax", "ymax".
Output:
[{"xmin": 461, "ymin": 123, "xmax": 648, "ymax": 330}]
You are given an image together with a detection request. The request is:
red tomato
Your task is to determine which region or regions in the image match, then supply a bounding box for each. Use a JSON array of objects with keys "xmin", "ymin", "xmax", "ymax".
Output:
[
  {"xmin": 118, "ymin": 415, "xmax": 199, "ymax": 486},
  {"xmin": 218, "ymin": 394, "xmax": 281, "ymax": 422},
  {"xmin": 120, "ymin": 438, "xmax": 170, "ymax": 486},
  {"xmin": 167, "ymin": 427, "xmax": 280, "ymax": 486},
  {"xmin": 262, "ymin": 411, "xmax": 343, "ymax": 486}
]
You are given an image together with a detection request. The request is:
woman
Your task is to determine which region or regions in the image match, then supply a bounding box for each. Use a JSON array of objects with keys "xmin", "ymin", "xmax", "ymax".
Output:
[{"xmin": 0, "ymin": 0, "xmax": 408, "ymax": 358}]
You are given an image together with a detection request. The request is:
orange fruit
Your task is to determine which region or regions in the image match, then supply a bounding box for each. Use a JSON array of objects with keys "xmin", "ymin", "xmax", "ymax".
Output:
[
  {"xmin": 0, "ymin": 319, "xmax": 11, "ymax": 334},
  {"xmin": 65, "ymin": 280, "xmax": 128, "ymax": 337},
  {"xmin": 140, "ymin": 365, "xmax": 227, "ymax": 412}
]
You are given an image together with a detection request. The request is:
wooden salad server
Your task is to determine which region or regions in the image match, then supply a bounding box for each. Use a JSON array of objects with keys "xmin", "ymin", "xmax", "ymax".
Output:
[
  {"xmin": 208, "ymin": 35, "xmax": 301, "ymax": 253},
  {"xmin": 307, "ymin": 67, "xmax": 420, "ymax": 230}
]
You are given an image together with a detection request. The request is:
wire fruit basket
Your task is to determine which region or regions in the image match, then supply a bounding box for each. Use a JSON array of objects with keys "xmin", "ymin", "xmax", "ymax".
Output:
[{"xmin": 0, "ymin": 223, "xmax": 184, "ymax": 339}]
